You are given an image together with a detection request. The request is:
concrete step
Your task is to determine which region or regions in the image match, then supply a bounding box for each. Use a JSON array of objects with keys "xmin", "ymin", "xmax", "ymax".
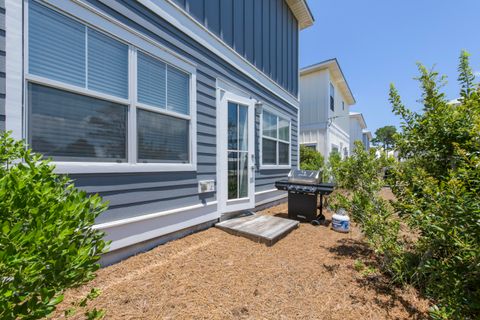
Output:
[{"xmin": 216, "ymin": 214, "xmax": 299, "ymax": 246}]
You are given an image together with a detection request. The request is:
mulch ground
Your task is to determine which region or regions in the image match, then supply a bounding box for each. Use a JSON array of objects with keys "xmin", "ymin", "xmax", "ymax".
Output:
[{"xmin": 51, "ymin": 189, "xmax": 430, "ymax": 319}]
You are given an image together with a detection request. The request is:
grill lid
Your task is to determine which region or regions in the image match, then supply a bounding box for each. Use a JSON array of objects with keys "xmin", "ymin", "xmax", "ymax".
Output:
[{"xmin": 287, "ymin": 169, "xmax": 322, "ymax": 185}]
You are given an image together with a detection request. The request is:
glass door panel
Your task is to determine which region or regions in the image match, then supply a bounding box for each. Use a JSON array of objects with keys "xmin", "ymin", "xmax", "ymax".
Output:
[{"xmin": 227, "ymin": 102, "xmax": 249, "ymax": 200}]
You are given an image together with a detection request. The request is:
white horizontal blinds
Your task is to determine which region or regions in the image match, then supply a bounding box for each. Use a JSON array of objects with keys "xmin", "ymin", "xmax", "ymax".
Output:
[
  {"xmin": 29, "ymin": 0, "xmax": 86, "ymax": 87},
  {"xmin": 137, "ymin": 52, "xmax": 166, "ymax": 108},
  {"xmin": 166, "ymin": 65, "xmax": 190, "ymax": 115},
  {"xmin": 87, "ymin": 29, "xmax": 129, "ymax": 98},
  {"xmin": 29, "ymin": 83, "xmax": 128, "ymax": 161},
  {"xmin": 137, "ymin": 109, "xmax": 189, "ymax": 163}
]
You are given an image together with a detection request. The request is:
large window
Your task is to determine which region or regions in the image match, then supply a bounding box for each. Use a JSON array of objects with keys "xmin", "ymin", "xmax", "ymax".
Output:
[
  {"xmin": 26, "ymin": 1, "xmax": 194, "ymax": 170},
  {"xmin": 261, "ymin": 110, "xmax": 290, "ymax": 167},
  {"xmin": 330, "ymin": 83, "xmax": 335, "ymax": 111}
]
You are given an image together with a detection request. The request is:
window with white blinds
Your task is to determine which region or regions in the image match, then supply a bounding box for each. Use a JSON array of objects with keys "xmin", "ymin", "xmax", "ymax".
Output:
[
  {"xmin": 261, "ymin": 110, "xmax": 291, "ymax": 167},
  {"xmin": 87, "ymin": 29, "xmax": 129, "ymax": 98},
  {"xmin": 26, "ymin": 1, "xmax": 194, "ymax": 169},
  {"xmin": 137, "ymin": 52, "xmax": 190, "ymax": 116},
  {"xmin": 138, "ymin": 52, "xmax": 166, "ymax": 109},
  {"xmin": 29, "ymin": 1, "xmax": 86, "ymax": 87}
]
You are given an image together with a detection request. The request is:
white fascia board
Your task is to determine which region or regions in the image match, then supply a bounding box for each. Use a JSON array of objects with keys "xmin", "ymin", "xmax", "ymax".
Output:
[{"xmin": 140, "ymin": 0, "xmax": 300, "ymax": 109}]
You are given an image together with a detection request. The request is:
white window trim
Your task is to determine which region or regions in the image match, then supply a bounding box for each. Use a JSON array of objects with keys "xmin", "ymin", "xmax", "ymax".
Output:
[
  {"xmin": 23, "ymin": 0, "xmax": 197, "ymax": 174},
  {"xmin": 259, "ymin": 105, "xmax": 292, "ymax": 170}
]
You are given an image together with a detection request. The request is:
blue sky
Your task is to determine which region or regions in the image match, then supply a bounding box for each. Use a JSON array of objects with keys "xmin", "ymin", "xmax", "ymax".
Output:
[{"xmin": 299, "ymin": 0, "xmax": 480, "ymax": 135}]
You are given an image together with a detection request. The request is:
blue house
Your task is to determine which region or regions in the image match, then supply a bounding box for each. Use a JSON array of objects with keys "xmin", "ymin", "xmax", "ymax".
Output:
[{"xmin": 1, "ymin": 0, "xmax": 314, "ymax": 264}]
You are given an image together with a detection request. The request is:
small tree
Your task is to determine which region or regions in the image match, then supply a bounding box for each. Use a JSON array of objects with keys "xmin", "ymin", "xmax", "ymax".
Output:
[
  {"xmin": 0, "ymin": 132, "xmax": 108, "ymax": 319},
  {"xmin": 371, "ymin": 125, "xmax": 397, "ymax": 151}
]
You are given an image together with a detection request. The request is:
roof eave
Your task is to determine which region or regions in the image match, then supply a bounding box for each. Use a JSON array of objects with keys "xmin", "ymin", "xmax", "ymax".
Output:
[
  {"xmin": 349, "ymin": 112, "xmax": 367, "ymax": 129},
  {"xmin": 300, "ymin": 59, "xmax": 356, "ymax": 105},
  {"xmin": 285, "ymin": 0, "xmax": 314, "ymax": 30}
]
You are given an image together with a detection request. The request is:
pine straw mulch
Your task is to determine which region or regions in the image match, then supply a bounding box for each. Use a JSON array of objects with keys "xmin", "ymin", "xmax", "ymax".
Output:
[{"xmin": 50, "ymin": 198, "xmax": 430, "ymax": 319}]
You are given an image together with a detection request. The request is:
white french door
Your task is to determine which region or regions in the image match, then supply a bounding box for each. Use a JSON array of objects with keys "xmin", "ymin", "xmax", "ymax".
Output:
[{"xmin": 217, "ymin": 90, "xmax": 255, "ymax": 214}]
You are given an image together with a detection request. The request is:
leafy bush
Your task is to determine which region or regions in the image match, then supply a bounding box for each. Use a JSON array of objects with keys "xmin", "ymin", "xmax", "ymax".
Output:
[
  {"xmin": 299, "ymin": 145, "xmax": 324, "ymax": 171},
  {"xmin": 389, "ymin": 51, "xmax": 480, "ymax": 319},
  {"xmin": 329, "ymin": 142, "xmax": 404, "ymax": 278},
  {"xmin": 333, "ymin": 51, "xmax": 480, "ymax": 319},
  {"xmin": 0, "ymin": 132, "xmax": 108, "ymax": 319}
]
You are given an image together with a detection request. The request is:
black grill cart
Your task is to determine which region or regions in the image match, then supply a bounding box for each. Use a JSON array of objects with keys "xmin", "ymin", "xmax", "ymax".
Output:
[{"xmin": 275, "ymin": 169, "xmax": 334, "ymax": 225}]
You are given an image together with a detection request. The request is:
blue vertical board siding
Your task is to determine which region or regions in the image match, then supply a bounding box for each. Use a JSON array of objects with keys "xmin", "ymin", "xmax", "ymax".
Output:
[
  {"xmin": 172, "ymin": 0, "xmax": 185, "ymax": 7},
  {"xmin": 253, "ymin": 0, "xmax": 262, "ymax": 68},
  {"xmin": 293, "ymin": 18, "xmax": 298, "ymax": 95},
  {"xmin": 186, "ymin": 0, "xmax": 204, "ymax": 24},
  {"xmin": 269, "ymin": 0, "xmax": 277, "ymax": 81},
  {"xmin": 244, "ymin": 0, "xmax": 254, "ymax": 62},
  {"xmin": 276, "ymin": 0, "xmax": 282, "ymax": 87},
  {"xmin": 287, "ymin": 9, "xmax": 292, "ymax": 93},
  {"xmin": 171, "ymin": 0, "xmax": 298, "ymax": 96},
  {"xmin": 54, "ymin": 0, "xmax": 299, "ymax": 224},
  {"xmin": 262, "ymin": 0, "xmax": 270, "ymax": 76},
  {"xmin": 233, "ymin": 0, "xmax": 244, "ymax": 56},
  {"xmin": 204, "ymin": 0, "xmax": 220, "ymax": 36},
  {"xmin": 220, "ymin": 0, "xmax": 233, "ymax": 47}
]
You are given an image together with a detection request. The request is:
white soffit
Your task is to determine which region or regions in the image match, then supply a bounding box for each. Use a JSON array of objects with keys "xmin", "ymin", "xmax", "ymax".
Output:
[{"xmin": 285, "ymin": 0, "xmax": 315, "ymax": 30}]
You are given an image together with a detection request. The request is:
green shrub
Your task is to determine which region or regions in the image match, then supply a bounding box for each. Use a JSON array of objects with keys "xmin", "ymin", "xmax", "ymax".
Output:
[
  {"xmin": 389, "ymin": 51, "xmax": 480, "ymax": 319},
  {"xmin": 0, "ymin": 132, "xmax": 108, "ymax": 319},
  {"xmin": 329, "ymin": 142, "xmax": 403, "ymax": 278},
  {"xmin": 299, "ymin": 145, "xmax": 324, "ymax": 171},
  {"xmin": 330, "ymin": 51, "xmax": 480, "ymax": 319}
]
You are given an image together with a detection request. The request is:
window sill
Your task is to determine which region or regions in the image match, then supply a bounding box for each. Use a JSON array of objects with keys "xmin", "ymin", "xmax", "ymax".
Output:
[
  {"xmin": 259, "ymin": 164, "xmax": 292, "ymax": 171},
  {"xmin": 52, "ymin": 162, "xmax": 197, "ymax": 174}
]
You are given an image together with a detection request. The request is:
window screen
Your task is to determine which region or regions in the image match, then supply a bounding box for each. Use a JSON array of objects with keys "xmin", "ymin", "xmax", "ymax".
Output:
[
  {"xmin": 137, "ymin": 109, "xmax": 189, "ymax": 163},
  {"xmin": 29, "ymin": 83, "xmax": 128, "ymax": 161}
]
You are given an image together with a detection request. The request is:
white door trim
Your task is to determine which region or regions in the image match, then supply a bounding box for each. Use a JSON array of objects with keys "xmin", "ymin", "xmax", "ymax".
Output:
[{"xmin": 216, "ymin": 86, "xmax": 255, "ymax": 215}]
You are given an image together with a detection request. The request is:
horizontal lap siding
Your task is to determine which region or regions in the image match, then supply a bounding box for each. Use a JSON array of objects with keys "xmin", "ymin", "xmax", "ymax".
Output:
[
  {"xmin": 0, "ymin": 1, "xmax": 5, "ymax": 131},
  {"xmin": 62, "ymin": 0, "xmax": 298, "ymax": 224},
  {"xmin": 175, "ymin": 0, "xmax": 298, "ymax": 97}
]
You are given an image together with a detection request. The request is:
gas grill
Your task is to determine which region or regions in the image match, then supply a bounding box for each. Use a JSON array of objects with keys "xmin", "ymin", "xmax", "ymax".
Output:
[{"xmin": 275, "ymin": 169, "xmax": 334, "ymax": 225}]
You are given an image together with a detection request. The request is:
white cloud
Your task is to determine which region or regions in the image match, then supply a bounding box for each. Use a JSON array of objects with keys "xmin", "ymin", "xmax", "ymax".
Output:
[{"xmin": 474, "ymin": 71, "xmax": 480, "ymax": 77}]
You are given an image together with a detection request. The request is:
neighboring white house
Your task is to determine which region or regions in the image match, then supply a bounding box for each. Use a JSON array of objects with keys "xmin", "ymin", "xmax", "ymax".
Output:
[
  {"xmin": 349, "ymin": 112, "xmax": 371, "ymax": 152},
  {"xmin": 299, "ymin": 59, "xmax": 356, "ymax": 159},
  {"xmin": 362, "ymin": 129, "xmax": 372, "ymax": 151}
]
